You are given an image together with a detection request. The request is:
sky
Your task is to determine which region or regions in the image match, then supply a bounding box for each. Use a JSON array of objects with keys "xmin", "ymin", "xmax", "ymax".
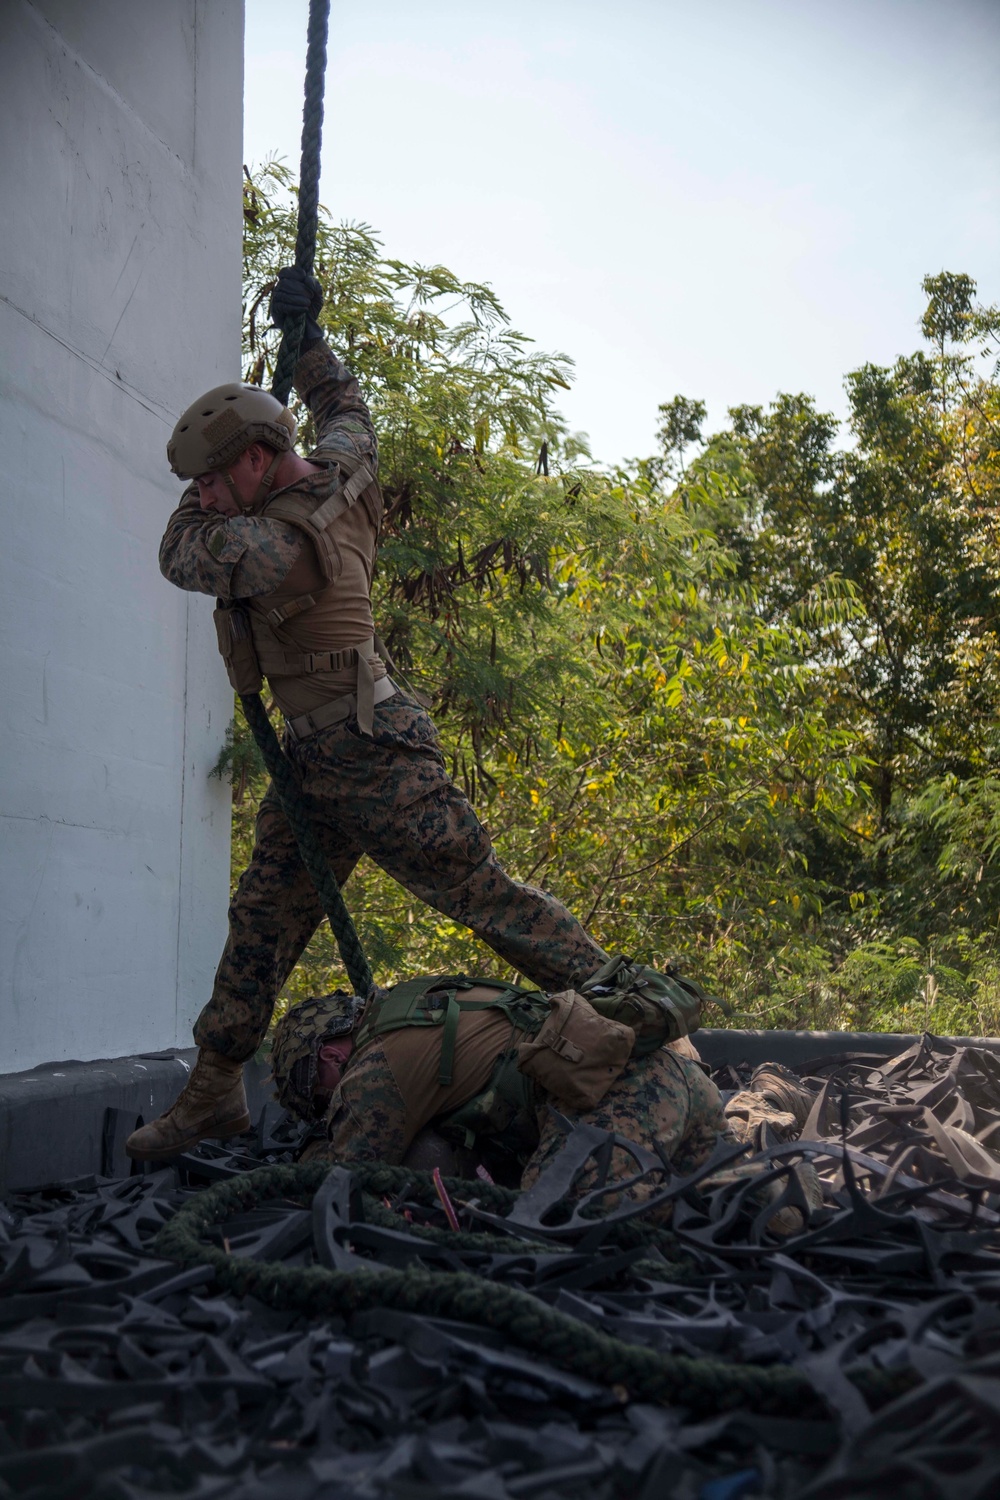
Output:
[{"xmin": 244, "ymin": 0, "xmax": 1000, "ymax": 467}]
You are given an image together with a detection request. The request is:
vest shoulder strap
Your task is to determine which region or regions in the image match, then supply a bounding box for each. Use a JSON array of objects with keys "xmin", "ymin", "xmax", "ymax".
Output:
[
  {"xmin": 365, "ymin": 974, "xmax": 450, "ymax": 1034},
  {"xmin": 265, "ymin": 456, "xmax": 382, "ymax": 583}
]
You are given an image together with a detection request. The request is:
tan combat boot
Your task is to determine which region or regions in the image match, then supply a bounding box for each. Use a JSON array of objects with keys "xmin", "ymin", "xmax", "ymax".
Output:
[
  {"xmin": 749, "ymin": 1061, "xmax": 815, "ymax": 1130},
  {"xmin": 125, "ymin": 1049, "xmax": 250, "ymax": 1162},
  {"xmin": 723, "ymin": 1062, "xmax": 816, "ymax": 1145}
]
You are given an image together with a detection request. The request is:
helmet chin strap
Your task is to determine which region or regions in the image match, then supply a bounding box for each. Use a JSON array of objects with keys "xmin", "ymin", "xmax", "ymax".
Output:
[{"xmin": 220, "ymin": 449, "xmax": 286, "ymax": 514}]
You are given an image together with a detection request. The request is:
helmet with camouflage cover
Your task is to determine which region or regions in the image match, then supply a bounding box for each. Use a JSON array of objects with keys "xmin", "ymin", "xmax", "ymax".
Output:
[
  {"xmin": 270, "ymin": 993, "xmax": 365, "ymax": 1122},
  {"xmin": 166, "ymin": 383, "xmax": 297, "ymax": 479}
]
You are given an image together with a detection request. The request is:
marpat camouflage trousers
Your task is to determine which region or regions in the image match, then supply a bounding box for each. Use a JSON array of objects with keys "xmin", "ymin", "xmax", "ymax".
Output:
[
  {"xmin": 520, "ymin": 1045, "xmax": 729, "ymax": 1213},
  {"xmin": 195, "ymin": 699, "xmax": 608, "ymax": 1060}
]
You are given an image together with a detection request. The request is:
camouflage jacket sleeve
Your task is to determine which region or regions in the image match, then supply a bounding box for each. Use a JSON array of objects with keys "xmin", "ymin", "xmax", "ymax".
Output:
[
  {"xmin": 158, "ymin": 486, "xmax": 304, "ymax": 600},
  {"xmin": 294, "ymin": 340, "xmax": 379, "ymax": 472}
]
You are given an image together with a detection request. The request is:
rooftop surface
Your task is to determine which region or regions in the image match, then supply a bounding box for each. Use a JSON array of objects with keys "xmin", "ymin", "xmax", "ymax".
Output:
[{"xmin": 2, "ymin": 1033, "xmax": 998, "ymax": 1498}]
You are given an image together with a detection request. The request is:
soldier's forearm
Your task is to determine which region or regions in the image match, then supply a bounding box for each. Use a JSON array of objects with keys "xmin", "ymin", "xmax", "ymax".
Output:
[
  {"xmin": 159, "ymin": 491, "xmax": 242, "ymax": 597},
  {"xmin": 294, "ymin": 341, "xmax": 379, "ymax": 471}
]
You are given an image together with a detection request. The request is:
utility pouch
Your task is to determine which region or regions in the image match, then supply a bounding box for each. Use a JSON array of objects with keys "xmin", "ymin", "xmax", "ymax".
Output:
[
  {"xmin": 214, "ymin": 602, "xmax": 263, "ymax": 695},
  {"xmin": 516, "ymin": 989, "xmax": 635, "ymax": 1110},
  {"xmin": 580, "ymin": 957, "xmax": 715, "ymax": 1053}
]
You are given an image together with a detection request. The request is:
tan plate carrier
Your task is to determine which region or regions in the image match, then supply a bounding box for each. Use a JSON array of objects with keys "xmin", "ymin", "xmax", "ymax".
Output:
[{"xmin": 213, "ymin": 451, "xmax": 393, "ymax": 735}]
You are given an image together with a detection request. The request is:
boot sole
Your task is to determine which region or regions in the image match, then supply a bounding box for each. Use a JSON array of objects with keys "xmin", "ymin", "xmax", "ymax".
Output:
[{"xmin": 125, "ymin": 1110, "xmax": 252, "ymax": 1163}]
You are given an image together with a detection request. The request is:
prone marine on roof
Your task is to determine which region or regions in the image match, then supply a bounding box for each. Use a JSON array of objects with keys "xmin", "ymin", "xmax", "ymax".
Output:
[
  {"xmin": 264, "ymin": 974, "xmax": 820, "ymax": 1229},
  {"xmin": 126, "ymin": 268, "xmax": 708, "ymax": 1168}
]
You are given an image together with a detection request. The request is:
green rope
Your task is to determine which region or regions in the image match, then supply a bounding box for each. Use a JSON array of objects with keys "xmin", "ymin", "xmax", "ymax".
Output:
[
  {"xmin": 155, "ymin": 1162, "xmax": 917, "ymax": 1419},
  {"xmin": 271, "ymin": 0, "xmax": 330, "ymax": 407},
  {"xmin": 237, "ymin": 0, "xmax": 374, "ymax": 999},
  {"xmin": 239, "ymin": 694, "xmax": 372, "ymax": 998}
]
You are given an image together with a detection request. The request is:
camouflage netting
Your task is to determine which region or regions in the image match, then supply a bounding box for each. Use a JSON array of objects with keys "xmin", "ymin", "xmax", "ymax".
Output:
[{"xmin": 1, "ymin": 1034, "xmax": 999, "ymax": 1498}]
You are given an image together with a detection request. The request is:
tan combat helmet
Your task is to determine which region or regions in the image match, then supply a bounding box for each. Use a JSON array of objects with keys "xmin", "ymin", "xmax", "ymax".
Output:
[{"xmin": 167, "ymin": 383, "xmax": 298, "ymax": 481}]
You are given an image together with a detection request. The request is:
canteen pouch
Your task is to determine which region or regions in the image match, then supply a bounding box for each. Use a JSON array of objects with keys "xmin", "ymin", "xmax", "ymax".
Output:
[
  {"xmin": 214, "ymin": 602, "xmax": 263, "ymax": 695},
  {"xmin": 516, "ymin": 989, "xmax": 635, "ymax": 1110}
]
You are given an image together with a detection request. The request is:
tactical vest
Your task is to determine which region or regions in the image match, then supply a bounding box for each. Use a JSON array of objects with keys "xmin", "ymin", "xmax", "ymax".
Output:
[
  {"xmin": 333, "ymin": 961, "xmax": 715, "ymax": 1167},
  {"xmin": 355, "ymin": 970, "xmax": 668, "ymax": 1165},
  {"xmin": 357, "ymin": 973, "xmax": 549, "ymax": 1087},
  {"xmin": 357, "ymin": 974, "xmax": 551, "ymax": 1163},
  {"xmin": 272, "ymin": 964, "xmax": 712, "ymax": 1165},
  {"xmin": 213, "ymin": 451, "xmax": 390, "ymax": 732}
]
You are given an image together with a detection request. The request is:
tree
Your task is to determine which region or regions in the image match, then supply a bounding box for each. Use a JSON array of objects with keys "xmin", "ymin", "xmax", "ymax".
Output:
[
  {"xmin": 646, "ymin": 396, "xmax": 707, "ymax": 485},
  {"xmin": 664, "ymin": 272, "xmax": 1000, "ymax": 1032},
  {"xmin": 224, "ymin": 161, "xmax": 865, "ymax": 1027},
  {"xmin": 228, "ymin": 160, "xmax": 999, "ymax": 1038}
]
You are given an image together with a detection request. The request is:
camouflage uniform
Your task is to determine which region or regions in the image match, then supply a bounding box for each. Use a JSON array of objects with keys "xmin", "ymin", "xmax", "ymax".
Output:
[
  {"xmin": 279, "ymin": 994, "xmax": 816, "ymax": 1231},
  {"xmin": 302, "ymin": 1020, "xmax": 728, "ymax": 1207},
  {"xmin": 159, "ymin": 343, "xmax": 607, "ymax": 1063},
  {"xmin": 301, "ymin": 1023, "xmax": 817, "ymax": 1230},
  {"xmin": 520, "ymin": 1045, "xmax": 728, "ymax": 1201}
]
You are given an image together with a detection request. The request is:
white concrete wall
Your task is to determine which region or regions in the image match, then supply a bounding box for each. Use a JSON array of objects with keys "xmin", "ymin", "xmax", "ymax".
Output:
[{"xmin": 0, "ymin": 1, "xmax": 244, "ymax": 1071}]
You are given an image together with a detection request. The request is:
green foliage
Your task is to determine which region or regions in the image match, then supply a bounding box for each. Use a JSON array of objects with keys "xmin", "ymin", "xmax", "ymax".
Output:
[
  {"xmin": 675, "ymin": 271, "xmax": 1000, "ymax": 1034},
  {"xmin": 226, "ymin": 160, "xmax": 999, "ymax": 1036},
  {"xmin": 921, "ymin": 271, "xmax": 976, "ymax": 358},
  {"xmin": 646, "ymin": 396, "xmax": 707, "ymax": 486}
]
